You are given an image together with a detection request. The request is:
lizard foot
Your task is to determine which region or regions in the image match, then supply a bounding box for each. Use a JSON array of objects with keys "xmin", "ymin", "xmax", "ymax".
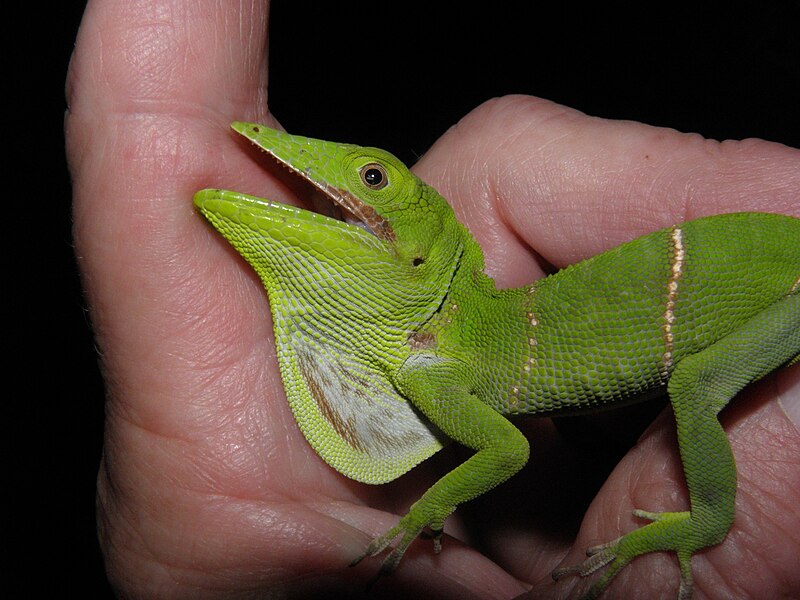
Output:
[
  {"xmin": 552, "ymin": 509, "xmax": 695, "ymax": 600},
  {"xmin": 350, "ymin": 502, "xmax": 447, "ymax": 578}
]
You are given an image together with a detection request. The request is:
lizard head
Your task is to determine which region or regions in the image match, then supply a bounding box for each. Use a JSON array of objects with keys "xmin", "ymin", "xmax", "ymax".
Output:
[
  {"xmin": 194, "ymin": 122, "xmax": 470, "ymax": 284},
  {"xmin": 192, "ymin": 123, "xmax": 471, "ymax": 481},
  {"xmin": 229, "ymin": 122, "xmax": 407, "ymax": 243}
]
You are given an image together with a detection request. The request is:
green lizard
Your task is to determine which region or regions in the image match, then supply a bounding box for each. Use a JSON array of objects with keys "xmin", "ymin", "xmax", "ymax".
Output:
[{"xmin": 194, "ymin": 122, "xmax": 800, "ymax": 599}]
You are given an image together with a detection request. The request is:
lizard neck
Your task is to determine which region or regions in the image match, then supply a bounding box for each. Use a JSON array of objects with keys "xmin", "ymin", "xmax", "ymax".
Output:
[{"xmin": 415, "ymin": 237, "xmax": 542, "ymax": 409}]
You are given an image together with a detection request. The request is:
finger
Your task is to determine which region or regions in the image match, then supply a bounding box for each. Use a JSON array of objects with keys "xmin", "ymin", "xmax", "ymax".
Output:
[
  {"xmin": 66, "ymin": 0, "xmax": 270, "ymax": 124},
  {"xmin": 66, "ymin": 0, "xmax": 275, "ymax": 404},
  {"xmin": 414, "ymin": 95, "xmax": 800, "ymax": 287}
]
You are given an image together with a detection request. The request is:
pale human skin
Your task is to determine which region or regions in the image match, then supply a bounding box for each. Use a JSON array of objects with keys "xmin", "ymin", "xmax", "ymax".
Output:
[{"xmin": 67, "ymin": 1, "xmax": 800, "ymax": 598}]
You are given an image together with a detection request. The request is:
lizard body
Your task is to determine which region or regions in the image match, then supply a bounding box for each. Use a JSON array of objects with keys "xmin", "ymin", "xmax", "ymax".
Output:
[{"xmin": 194, "ymin": 123, "xmax": 800, "ymax": 598}]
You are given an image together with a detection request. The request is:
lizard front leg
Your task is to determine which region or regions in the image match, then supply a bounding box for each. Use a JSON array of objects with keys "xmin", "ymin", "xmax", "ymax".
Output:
[
  {"xmin": 554, "ymin": 292, "xmax": 800, "ymax": 599},
  {"xmin": 352, "ymin": 356, "xmax": 530, "ymax": 573}
]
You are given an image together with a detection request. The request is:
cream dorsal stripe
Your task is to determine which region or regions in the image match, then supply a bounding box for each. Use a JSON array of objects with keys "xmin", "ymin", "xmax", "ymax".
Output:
[{"xmin": 662, "ymin": 226, "xmax": 685, "ymax": 374}]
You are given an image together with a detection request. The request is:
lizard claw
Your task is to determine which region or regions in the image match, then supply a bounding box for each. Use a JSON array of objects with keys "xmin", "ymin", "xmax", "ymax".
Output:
[
  {"xmin": 349, "ymin": 517, "xmax": 427, "ymax": 574},
  {"xmin": 552, "ymin": 541, "xmax": 630, "ymax": 600},
  {"xmin": 552, "ymin": 509, "xmax": 698, "ymax": 600}
]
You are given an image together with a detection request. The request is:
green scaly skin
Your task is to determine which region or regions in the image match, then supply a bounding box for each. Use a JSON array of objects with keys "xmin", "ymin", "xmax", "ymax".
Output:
[{"xmin": 194, "ymin": 123, "xmax": 800, "ymax": 599}]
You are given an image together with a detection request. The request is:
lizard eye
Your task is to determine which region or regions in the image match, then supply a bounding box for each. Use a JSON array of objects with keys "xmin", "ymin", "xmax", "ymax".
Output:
[{"xmin": 360, "ymin": 163, "xmax": 388, "ymax": 190}]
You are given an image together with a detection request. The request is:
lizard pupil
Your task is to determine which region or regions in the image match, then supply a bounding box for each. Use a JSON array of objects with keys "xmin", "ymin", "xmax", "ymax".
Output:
[
  {"xmin": 361, "ymin": 164, "xmax": 388, "ymax": 189},
  {"xmin": 364, "ymin": 169, "xmax": 383, "ymax": 186}
]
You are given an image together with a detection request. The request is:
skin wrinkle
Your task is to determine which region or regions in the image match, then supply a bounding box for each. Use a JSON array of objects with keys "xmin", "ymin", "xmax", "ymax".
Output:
[
  {"xmin": 430, "ymin": 147, "xmax": 511, "ymax": 277},
  {"xmin": 485, "ymin": 106, "xmax": 576, "ymax": 225},
  {"xmin": 487, "ymin": 193, "xmax": 543, "ymax": 284},
  {"xmin": 430, "ymin": 119, "xmax": 547, "ymax": 283}
]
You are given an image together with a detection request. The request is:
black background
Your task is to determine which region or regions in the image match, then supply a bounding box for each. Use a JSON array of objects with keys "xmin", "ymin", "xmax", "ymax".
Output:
[{"xmin": 15, "ymin": 1, "xmax": 798, "ymax": 596}]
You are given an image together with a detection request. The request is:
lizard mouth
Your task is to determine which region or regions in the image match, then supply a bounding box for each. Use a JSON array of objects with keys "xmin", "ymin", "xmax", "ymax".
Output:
[
  {"xmin": 243, "ymin": 133, "xmax": 395, "ymax": 242},
  {"xmin": 306, "ymin": 185, "xmax": 395, "ymax": 242},
  {"xmin": 307, "ymin": 185, "xmax": 374, "ymax": 234}
]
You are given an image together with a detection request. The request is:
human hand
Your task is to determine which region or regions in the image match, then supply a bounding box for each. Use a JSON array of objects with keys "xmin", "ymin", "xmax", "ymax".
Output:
[{"xmin": 67, "ymin": 1, "xmax": 800, "ymax": 598}]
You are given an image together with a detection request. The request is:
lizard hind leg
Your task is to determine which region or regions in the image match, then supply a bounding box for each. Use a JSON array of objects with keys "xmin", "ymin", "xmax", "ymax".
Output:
[{"xmin": 553, "ymin": 293, "xmax": 800, "ymax": 599}]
